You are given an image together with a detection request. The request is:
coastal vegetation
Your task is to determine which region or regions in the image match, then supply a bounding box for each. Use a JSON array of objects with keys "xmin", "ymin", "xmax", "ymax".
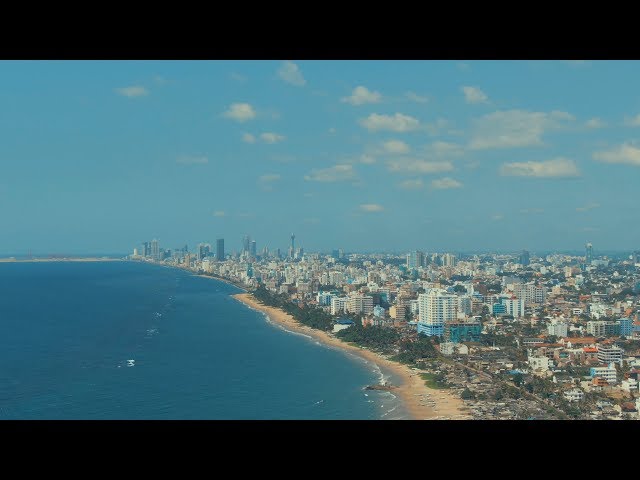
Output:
[
  {"xmin": 252, "ymin": 285, "xmax": 334, "ymax": 331},
  {"xmin": 335, "ymin": 325, "xmax": 400, "ymax": 355}
]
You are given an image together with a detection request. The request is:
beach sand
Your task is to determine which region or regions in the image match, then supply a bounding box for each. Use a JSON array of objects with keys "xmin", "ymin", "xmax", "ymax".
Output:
[{"xmin": 233, "ymin": 292, "xmax": 471, "ymax": 420}]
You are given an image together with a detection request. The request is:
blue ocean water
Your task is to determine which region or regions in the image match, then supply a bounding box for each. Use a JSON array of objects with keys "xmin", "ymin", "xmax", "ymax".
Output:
[{"xmin": 0, "ymin": 261, "xmax": 407, "ymax": 419}]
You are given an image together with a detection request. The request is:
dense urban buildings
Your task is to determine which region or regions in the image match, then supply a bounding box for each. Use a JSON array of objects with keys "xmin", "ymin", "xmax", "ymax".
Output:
[{"xmin": 130, "ymin": 238, "xmax": 640, "ymax": 420}]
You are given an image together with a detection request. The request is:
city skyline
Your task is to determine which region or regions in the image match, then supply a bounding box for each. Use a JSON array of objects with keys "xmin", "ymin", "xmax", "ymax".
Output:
[{"xmin": 2, "ymin": 60, "xmax": 640, "ymax": 253}]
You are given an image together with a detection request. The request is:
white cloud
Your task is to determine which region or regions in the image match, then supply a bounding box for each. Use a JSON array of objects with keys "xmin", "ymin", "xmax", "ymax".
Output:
[
  {"xmin": 427, "ymin": 141, "xmax": 464, "ymax": 157},
  {"xmin": 387, "ymin": 158, "xmax": 454, "ymax": 174},
  {"xmin": 462, "ymin": 86, "xmax": 488, "ymax": 104},
  {"xmin": 304, "ymin": 217, "xmax": 320, "ymax": 224},
  {"xmin": 223, "ymin": 103, "xmax": 256, "ymax": 122},
  {"xmin": 360, "ymin": 204, "xmax": 384, "ymax": 212},
  {"xmin": 491, "ymin": 214, "xmax": 504, "ymax": 221},
  {"xmin": 213, "ymin": 210, "xmax": 225, "ymax": 217},
  {"xmin": 342, "ymin": 86, "xmax": 381, "ymax": 106},
  {"xmin": 586, "ymin": 117, "xmax": 606, "ymax": 129},
  {"xmin": 593, "ymin": 143, "xmax": 640, "ymax": 166},
  {"xmin": 230, "ymin": 72, "xmax": 248, "ymax": 83},
  {"xmin": 277, "ymin": 61, "xmax": 306, "ymax": 86},
  {"xmin": 398, "ymin": 178, "xmax": 424, "ymax": 190},
  {"xmin": 405, "ymin": 91, "xmax": 429, "ymax": 103},
  {"xmin": 623, "ymin": 115, "xmax": 640, "ymax": 127},
  {"xmin": 260, "ymin": 132, "xmax": 285, "ymax": 144},
  {"xmin": 499, "ymin": 157, "xmax": 580, "ymax": 177},
  {"xmin": 431, "ymin": 177, "xmax": 463, "ymax": 190},
  {"xmin": 457, "ymin": 63, "xmax": 470, "ymax": 71},
  {"xmin": 359, "ymin": 154, "xmax": 376, "ymax": 164},
  {"xmin": 115, "ymin": 86, "xmax": 148, "ymax": 98},
  {"xmin": 242, "ymin": 133, "xmax": 256, "ymax": 144},
  {"xmin": 359, "ymin": 113, "xmax": 421, "ymax": 132},
  {"xmin": 425, "ymin": 118, "xmax": 451, "ymax": 136},
  {"xmin": 259, "ymin": 174, "xmax": 281, "ymax": 183},
  {"xmin": 576, "ymin": 202, "xmax": 600, "ymax": 212},
  {"xmin": 304, "ymin": 164, "xmax": 356, "ymax": 182},
  {"xmin": 176, "ymin": 155, "xmax": 208, "ymax": 165},
  {"xmin": 520, "ymin": 208, "xmax": 544, "ymax": 214},
  {"xmin": 328, "ymin": 127, "xmax": 337, "ymax": 134},
  {"xmin": 469, "ymin": 109, "xmax": 575, "ymax": 150},
  {"xmin": 383, "ymin": 140, "xmax": 410, "ymax": 154}
]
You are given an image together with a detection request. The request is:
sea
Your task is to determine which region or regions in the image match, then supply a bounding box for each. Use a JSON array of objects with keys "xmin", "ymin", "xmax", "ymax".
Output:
[{"xmin": 0, "ymin": 261, "xmax": 408, "ymax": 419}]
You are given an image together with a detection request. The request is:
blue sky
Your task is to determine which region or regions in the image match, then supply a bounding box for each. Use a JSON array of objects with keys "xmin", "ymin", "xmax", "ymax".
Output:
[{"xmin": 1, "ymin": 60, "xmax": 639, "ymax": 255}]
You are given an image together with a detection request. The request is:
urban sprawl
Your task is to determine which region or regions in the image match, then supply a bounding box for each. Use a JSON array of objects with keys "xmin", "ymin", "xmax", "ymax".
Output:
[{"xmin": 132, "ymin": 237, "xmax": 640, "ymax": 419}]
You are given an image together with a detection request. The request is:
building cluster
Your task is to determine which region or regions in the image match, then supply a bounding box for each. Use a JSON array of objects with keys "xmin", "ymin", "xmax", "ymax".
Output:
[{"xmin": 133, "ymin": 239, "xmax": 640, "ymax": 419}]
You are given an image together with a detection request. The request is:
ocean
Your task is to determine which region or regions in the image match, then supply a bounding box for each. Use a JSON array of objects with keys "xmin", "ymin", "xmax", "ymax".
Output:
[{"xmin": 0, "ymin": 261, "xmax": 407, "ymax": 419}]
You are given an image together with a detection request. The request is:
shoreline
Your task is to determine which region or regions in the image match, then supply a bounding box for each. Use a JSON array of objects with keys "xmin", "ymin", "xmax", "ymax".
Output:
[
  {"xmin": 195, "ymin": 274, "xmax": 248, "ymax": 292},
  {"xmin": 233, "ymin": 292, "xmax": 471, "ymax": 420}
]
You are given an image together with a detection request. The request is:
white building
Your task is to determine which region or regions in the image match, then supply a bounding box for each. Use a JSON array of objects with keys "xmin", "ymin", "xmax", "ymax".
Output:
[
  {"xmin": 621, "ymin": 377, "xmax": 639, "ymax": 393},
  {"xmin": 597, "ymin": 345, "xmax": 624, "ymax": 365},
  {"xmin": 590, "ymin": 364, "xmax": 618, "ymax": 384},
  {"xmin": 547, "ymin": 319, "xmax": 569, "ymax": 338},
  {"xmin": 346, "ymin": 293, "xmax": 374, "ymax": 315},
  {"xmin": 564, "ymin": 389, "xmax": 584, "ymax": 402},
  {"xmin": 502, "ymin": 298, "xmax": 525, "ymax": 318},
  {"xmin": 417, "ymin": 289, "xmax": 457, "ymax": 337},
  {"xmin": 330, "ymin": 297, "xmax": 347, "ymax": 315},
  {"xmin": 528, "ymin": 356, "xmax": 553, "ymax": 371},
  {"xmin": 512, "ymin": 283, "xmax": 546, "ymax": 305}
]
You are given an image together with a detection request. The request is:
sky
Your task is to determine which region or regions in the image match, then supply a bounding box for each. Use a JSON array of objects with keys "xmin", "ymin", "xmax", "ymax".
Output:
[{"xmin": 1, "ymin": 60, "xmax": 640, "ymax": 255}]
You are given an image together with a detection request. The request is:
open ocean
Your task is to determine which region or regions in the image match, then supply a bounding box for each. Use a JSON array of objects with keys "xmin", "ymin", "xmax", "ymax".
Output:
[{"xmin": 0, "ymin": 261, "xmax": 407, "ymax": 419}]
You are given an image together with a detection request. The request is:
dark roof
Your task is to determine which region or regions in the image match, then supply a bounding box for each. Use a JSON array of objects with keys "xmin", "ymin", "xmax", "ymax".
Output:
[{"xmin": 336, "ymin": 319, "xmax": 355, "ymax": 325}]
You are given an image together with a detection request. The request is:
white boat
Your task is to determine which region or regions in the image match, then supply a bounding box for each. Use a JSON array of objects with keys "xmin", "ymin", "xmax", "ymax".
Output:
[{"xmin": 127, "ymin": 359, "xmax": 135, "ymax": 367}]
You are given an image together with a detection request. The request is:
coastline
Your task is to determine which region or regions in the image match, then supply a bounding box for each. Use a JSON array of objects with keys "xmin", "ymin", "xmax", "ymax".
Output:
[
  {"xmin": 195, "ymin": 274, "xmax": 248, "ymax": 292},
  {"xmin": 0, "ymin": 257, "xmax": 123, "ymax": 263},
  {"xmin": 233, "ymin": 292, "xmax": 471, "ymax": 420}
]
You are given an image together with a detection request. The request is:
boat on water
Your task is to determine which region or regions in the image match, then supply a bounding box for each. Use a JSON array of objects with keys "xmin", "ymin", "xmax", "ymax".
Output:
[{"xmin": 127, "ymin": 359, "xmax": 135, "ymax": 367}]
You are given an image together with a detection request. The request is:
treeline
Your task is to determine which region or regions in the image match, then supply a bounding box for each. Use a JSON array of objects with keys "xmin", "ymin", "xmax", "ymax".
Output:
[
  {"xmin": 252, "ymin": 285, "xmax": 334, "ymax": 331},
  {"xmin": 335, "ymin": 325, "xmax": 400, "ymax": 355},
  {"xmin": 392, "ymin": 335, "xmax": 439, "ymax": 364}
]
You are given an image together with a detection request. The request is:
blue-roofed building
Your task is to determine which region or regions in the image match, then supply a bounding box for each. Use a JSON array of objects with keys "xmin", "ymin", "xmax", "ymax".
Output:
[
  {"xmin": 333, "ymin": 318, "xmax": 355, "ymax": 333},
  {"xmin": 373, "ymin": 305, "xmax": 385, "ymax": 318},
  {"xmin": 446, "ymin": 321, "xmax": 482, "ymax": 343},
  {"xmin": 492, "ymin": 303, "xmax": 506, "ymax": 315},
  {"xmin": 618, "ymin": 318, "xmax": 633, "ymax": 337}
]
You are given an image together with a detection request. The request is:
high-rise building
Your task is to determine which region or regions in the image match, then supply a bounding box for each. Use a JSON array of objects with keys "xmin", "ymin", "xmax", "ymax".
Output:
[
  {"xmin": 332, "ymin": 249, "xmax": 339, "ymax": 259},
  {"xmin": 338, "ymin": 248, "xmax": 344, "ymax": 259},
  {"xmin": 586, "ymin": 242, "xmax": 593, "ymax": 264},
  {"xmin": 151, "ymin": 239, "xmax": 160, "ymax": 261},
  {"xmin": 406, "ymin": 250, "xmax": 425, "ymax": 269},
  {"xmin": 417, "ymin": 289, "xmax": 457, "ymax": 337},
  {"xmin": 289, "ymin": 233, "xmax": 295, "ymax": 259},
  {"xmin": 216, "ymin": 238, "xmax": 225, "ymax": 261},
  {"xmin": 346, "ymin": 293, "xmax": 374, "ymax": 315},
  {"xmin": 519, "ymin": 250, "xmax": 530, "ymax": 266},
  {"xmin": 250, "ymin": 240, "xmax": 257, "ymax": 258},
  {"xmin": 243, "ymin": 235, "xmax": 251, "ymax": 254},
  {"xmin": 442, "ymin": 253, "xmax": 457, "ymax": 267},
  {"xmin": 197, "ymin": 243, "xmax": 211, "ymax": 260}
]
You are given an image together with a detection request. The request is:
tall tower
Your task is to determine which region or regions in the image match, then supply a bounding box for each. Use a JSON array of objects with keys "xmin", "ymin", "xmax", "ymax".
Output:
[
  {"xmin": 586, "ymin": 242, "xmax": 593, "ymax": 264},
  {"xmin": 151, "ymin": 239, "xmax": 160, "ymax": 261},
  {"xmin": 242, "ymin": 235, "xmax": 250, "ymax": 254},
  {"xmin": 216, "ymin": 238, "xmax": 225, "ymax": 261},
  {"xmin": 289, "ymin": 233, "xmax": 295, "ymax": 259},
  {"xmin": 250, "ymin": 240, "xmax": 257, "ymax": 258}
]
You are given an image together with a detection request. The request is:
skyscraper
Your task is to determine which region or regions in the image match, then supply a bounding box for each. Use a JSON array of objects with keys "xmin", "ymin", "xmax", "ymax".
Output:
[
  {"xmin": 216, "ymin": 238, "xmax": 225, "ymax": 261},
  {"xmin": 198, "ymin": 243, "xmax": 211, "ymax": 260},
  {"xmin": 243, "ymin": 235, "xmax": 251, "ymax": 254},
  {"xmin": 151, "ymin": 239, "xmax": 160, "ymax": 261},
  {"xmin": 519, "ymin": 250, "xmax": 530, "ymax": 266},
  {"xmin": 406, "ymin": 250, "xmax": 425, "ymax": 269},
  {"xmin": 417, "ymin": 289, "xmax": 457, "ymax": 337},
  {"xmin": 586, "ymin": 242, "xmax": 593, "ymax": 264},
  {"xmin": 289, "ymin": 233, "xmax": 295, "ymax": 259},
  {"xmin": 250, "ymin": 240, "xmax": 257, "ymax": 258},
  {"xmin": 143, "ymin": 241, "xmax": 150, "ymax": 257}
]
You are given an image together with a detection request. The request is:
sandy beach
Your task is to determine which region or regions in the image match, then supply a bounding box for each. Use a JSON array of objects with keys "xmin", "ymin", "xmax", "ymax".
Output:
[
  {"xmin": 195, "ymin": 274, "xmax": 247, "ymax": 291},
  {"xmin": 233, "ymin": 293, "xmax": 471, "ymax": 420}
]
